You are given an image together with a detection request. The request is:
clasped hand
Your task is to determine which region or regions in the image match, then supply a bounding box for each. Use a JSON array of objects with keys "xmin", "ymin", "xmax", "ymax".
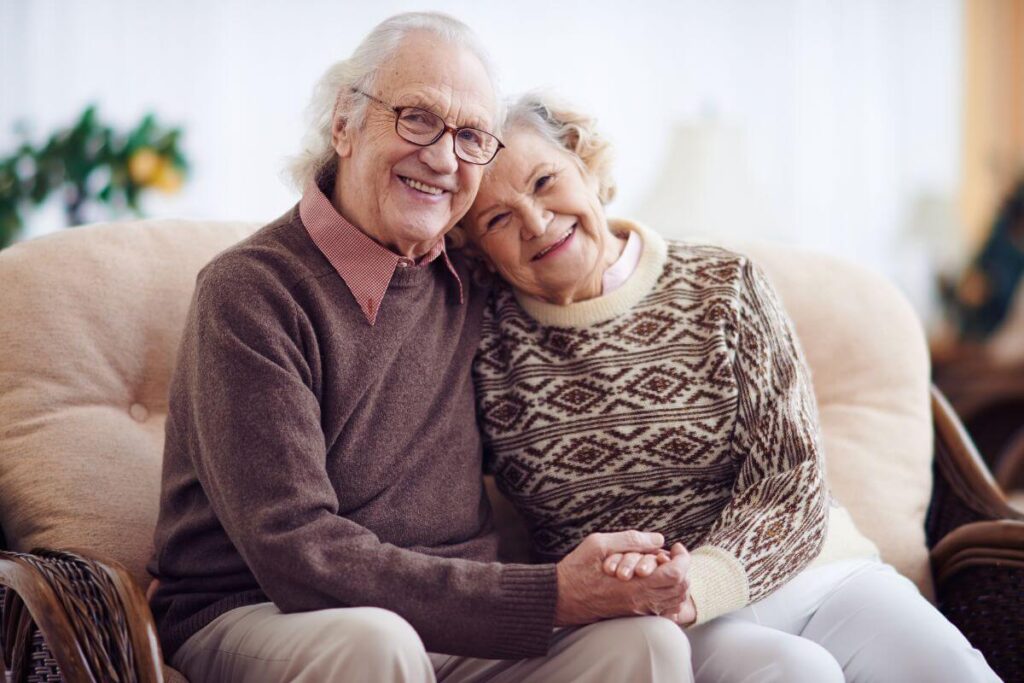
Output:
[{"xmin": 554, "ymin": 531, "xmax": 696, "ymax": 628}]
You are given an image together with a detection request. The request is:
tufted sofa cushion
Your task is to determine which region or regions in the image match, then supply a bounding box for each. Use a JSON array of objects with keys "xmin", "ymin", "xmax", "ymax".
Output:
[
  {"xmin": 0, "ymin": 219, "xmax": 260, "ymax": 591},
  {"xmin": 738, "ymin": 242, "xmax": 934, "ymax": 597},
  {"xmin": 0, "ymin": 221, "xmax": 933, "ymax": 605}
]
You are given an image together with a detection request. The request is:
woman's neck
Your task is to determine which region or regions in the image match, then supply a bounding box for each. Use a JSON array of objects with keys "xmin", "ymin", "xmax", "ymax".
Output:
[{"xmin": 512, "ymin": 218, "xmax": 669, "ymax": 328}]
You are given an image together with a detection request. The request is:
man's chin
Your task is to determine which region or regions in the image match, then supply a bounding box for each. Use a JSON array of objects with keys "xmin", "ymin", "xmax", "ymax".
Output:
[{"xmin": 388, "ymin": 223, "xmax": 452, "ymax": 256}]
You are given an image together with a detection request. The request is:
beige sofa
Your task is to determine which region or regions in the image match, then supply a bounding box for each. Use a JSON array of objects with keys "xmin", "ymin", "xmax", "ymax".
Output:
[{"xmin": 0, "ymin": 219, "xmax": 1021, "ymax": 682}]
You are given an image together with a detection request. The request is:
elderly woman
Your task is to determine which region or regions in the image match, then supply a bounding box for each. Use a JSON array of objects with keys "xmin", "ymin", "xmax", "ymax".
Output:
[{"xmin": 459, "ymin": 94, "xmax": 1000, "ymax": 682}]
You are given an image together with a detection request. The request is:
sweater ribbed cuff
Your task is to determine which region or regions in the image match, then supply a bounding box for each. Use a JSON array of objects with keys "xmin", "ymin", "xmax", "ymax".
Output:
[
  {"xmin": 489, "ymin": 563, "xmax": 559, "ymax": 658},
  {"xmin": 687, "ymin": 546, "xmax": 749, "ymax": 625},
  {"xmin": 161, "ymin": 589, "xmax": 269, "ymax": 661}
]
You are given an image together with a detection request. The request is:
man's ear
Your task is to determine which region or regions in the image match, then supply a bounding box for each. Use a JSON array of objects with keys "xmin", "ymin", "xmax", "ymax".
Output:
[{"xmin": 332, "ymin": 115, "xmax": 353, "ymax": 158}]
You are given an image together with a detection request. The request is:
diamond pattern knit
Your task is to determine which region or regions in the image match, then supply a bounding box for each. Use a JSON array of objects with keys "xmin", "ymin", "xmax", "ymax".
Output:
[{"xmin": 473, "ymin": 219, "xmax": 835, "ymax": 624}]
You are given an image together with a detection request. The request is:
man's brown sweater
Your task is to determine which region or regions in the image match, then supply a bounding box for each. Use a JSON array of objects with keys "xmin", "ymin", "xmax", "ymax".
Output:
[{"xmin": 147, "ymin": 205, "xmax": 558, "ymax": 660}]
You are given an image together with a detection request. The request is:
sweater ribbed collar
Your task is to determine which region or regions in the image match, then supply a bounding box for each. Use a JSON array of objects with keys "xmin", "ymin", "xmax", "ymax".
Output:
[{"xmin": 512, "ymin": 218, "xmax": 668, "ymax": 328}]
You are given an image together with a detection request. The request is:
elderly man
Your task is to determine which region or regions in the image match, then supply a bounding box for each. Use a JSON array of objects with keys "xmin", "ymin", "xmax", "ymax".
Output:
[{"xmin": 148, "ymin": 12, "xmax": 692, "ymax": 683}]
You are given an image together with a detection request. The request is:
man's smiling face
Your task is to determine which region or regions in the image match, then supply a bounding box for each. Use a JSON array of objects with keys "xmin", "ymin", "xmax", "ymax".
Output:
[{"xmin": 332, "ymin": 30, "xmax": 497, "ymax": 258}]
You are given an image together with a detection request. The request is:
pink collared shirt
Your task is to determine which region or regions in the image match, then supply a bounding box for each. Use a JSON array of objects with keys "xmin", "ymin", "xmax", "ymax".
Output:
[
  {"xmin": 601, "ymin": 229, "xmax": 642, "ymax": 295},
  {"xmin": 299, "ymin": 179, "xmax": 464, "ymax": 325}
]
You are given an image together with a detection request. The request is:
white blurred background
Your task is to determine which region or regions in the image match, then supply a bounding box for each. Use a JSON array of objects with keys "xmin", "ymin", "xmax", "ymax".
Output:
[{"xmin": 1, "ymin": 0, "xmax": 964, "ymax": 323}]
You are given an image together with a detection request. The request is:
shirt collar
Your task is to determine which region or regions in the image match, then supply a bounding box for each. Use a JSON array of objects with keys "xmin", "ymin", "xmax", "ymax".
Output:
[
  {"xmin": 601, "ymin": 229, "xmax": 643, "ymax": 295},
  {"xmin": 299, "ymin": 177, "xmax": 464, "ymax": 326}
]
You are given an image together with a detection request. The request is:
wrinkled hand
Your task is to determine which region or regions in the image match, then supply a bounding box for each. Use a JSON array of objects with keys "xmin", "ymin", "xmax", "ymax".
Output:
[
  {"xmin": 603, "ymin": 548, "xmax": 673, "ymax": 580},
  {"xmin": 554, "ymin": 532, "xmax": 691, "ymax": 626},
  {"xmin": 669, "ymin": 593, "xmax": 697, "ymax": 626},
  {"xmin": 603, "ymin": 544, "xmax": 697, "ymax": 626}
]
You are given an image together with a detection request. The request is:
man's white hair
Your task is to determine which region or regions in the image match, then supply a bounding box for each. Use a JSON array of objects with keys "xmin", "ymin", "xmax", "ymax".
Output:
[{"xmin": 286, "ymin": 12, "xmax": 500, "ymax": 191}]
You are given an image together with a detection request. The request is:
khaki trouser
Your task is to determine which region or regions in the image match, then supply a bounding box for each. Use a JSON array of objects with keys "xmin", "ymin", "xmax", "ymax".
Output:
[{"xmin": 171, "ymin": 604, "xmax": 693, "ymax": 683}]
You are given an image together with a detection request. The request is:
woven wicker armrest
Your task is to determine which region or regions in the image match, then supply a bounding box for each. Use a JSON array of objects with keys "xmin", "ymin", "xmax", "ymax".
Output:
[
  {"xmin": 928, "ymin": 387, "xmax": 1024, "ymax": 682},
  {"xmin": 931, "ymin": 519, "xmax": 1024, "ymax": 583},
  {"xmin": 0, "ymin": 547, "xmax": 164, "ymax": 683},
  {"xmin": 995, "ymin": 427, "xmax": 1024, "ymax": 494},
  {"xmin": 927, "ymin": 386, "xmax": 1023, "ymax": 547},
  {"xmin": 929, "ymin": 520, "xmax": 1024, "ymax": 682}
]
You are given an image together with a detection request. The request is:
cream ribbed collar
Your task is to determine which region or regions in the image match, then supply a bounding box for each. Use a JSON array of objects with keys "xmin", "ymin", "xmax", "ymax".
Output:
[{"xmin": 512, "ymin": 218, "xmax": 668, "ymax": 328}]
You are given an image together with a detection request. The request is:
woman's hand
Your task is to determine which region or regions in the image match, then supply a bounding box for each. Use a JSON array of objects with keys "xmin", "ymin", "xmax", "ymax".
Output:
[
  {"xmin": 603, "ymin": 546, "xmax": 675, "ymax": 580},
  {"xmin": 602, "ymin": 543, "xmax": 698, "ymax": 625},
  {"xmin": 554, "ymin": 532, "xmax": 691, "ymax": 626},
  {"xmin": 666, "ymin": 594, "xmax": 697, "ymax": 626}
]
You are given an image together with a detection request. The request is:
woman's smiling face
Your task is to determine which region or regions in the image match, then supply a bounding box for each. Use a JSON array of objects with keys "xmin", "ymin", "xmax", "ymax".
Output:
[{"xmin": 463, "ymin": 126, "xmax": 615, "ymax": 304}]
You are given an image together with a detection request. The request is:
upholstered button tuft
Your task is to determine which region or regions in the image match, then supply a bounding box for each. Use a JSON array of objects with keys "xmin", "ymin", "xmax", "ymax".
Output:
[{"xmin": 129, "ymin": 403, "xmax": 149, "ymax": 422}]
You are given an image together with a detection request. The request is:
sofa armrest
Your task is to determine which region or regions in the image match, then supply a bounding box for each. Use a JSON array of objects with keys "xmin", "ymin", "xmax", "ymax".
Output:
[
  {"xmin": 995, "ymin": 426, "xmax": 1024, "ymax": 494},
  {"xmin": 0, "ymin": 548, "xmax": 164, "ymax": 683},
  {"xmin": 926, "ymin": 386, "xmax": 1023, "ymax": 548},
  {"xmin": 929, "ymin": 520, "xmax": 1024, "ymax": 683},
  {"xmin": 927, "ymin": 387, "xmax": 1024, "ymax": 682},
  {"xmin": 931, "ymin": 520, "xmax": 1024, "ymax": 583},
  {"xmin": 70, "ymin": 546, "xmax": 165, "ymax": 681},
  {"xmin": 0, "ymin": 554, "xmax": 92, "ymax": 681}
]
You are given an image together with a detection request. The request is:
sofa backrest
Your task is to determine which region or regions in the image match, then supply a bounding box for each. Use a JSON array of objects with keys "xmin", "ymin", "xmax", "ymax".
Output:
[
  {"xmin": 0, "ymin": 221, "xmax": 933, "ymax": 596},
  {"xmin": 0, "ymin": 219, "xmax": 260, "ymax": 588},
  {"xmin": 737, "ymin": 242, "xmax": 933, "ymax": 596}
]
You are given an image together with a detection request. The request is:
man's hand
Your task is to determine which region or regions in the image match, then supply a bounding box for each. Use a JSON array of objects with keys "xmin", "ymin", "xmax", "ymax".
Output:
[{"xmin": 554, "ymin": 532, "xmax": 690, "ymax": 626}]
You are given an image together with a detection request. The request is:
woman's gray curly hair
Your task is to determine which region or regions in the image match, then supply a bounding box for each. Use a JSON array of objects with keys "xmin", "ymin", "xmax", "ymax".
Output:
[
  {"xmin": 504, "ymin": 92, "xmax": 617, "ymax": 204},
  {"xmin": 449, "ymin": 92, "xmax": 616, "ymax": 249},
  {"xmin": 286, "ymin": 12, "xmax": 499, "ymax": 191}
]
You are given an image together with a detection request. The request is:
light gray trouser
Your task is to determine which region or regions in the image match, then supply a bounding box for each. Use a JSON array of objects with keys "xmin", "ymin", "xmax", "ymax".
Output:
[
  {"xmin": 686, "ymin": 558, "xmax": 1002, "ymax": 682},
  {"xmin": 171, "ymin": 603, "xmax": 693, "ymax": 683}
]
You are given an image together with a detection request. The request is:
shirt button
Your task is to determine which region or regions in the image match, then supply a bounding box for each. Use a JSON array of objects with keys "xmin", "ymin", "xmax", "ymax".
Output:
[{"xmin": 398, "ymin": 259, "xmax": 412, "ymax": 268}]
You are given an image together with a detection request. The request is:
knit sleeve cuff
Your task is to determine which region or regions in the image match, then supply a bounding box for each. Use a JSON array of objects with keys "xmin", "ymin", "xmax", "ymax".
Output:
[
  {"xmin": 489, "ymin": 563, "xmax": 559, "ymax": 658},
  {"xmin": 687, "ymin": 546, "xmax": 750, "ymax": 625}
]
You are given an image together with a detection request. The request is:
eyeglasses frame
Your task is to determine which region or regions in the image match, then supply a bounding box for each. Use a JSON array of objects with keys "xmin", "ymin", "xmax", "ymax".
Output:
[{"xmin": 351, "ymin": 88, "xmax": 505, "ymax": 165}]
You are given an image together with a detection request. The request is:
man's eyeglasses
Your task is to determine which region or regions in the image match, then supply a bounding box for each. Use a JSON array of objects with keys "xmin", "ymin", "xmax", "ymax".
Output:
[{"xmin": 352, "ymin": 89, "xmax": 504, "ymax": 165}]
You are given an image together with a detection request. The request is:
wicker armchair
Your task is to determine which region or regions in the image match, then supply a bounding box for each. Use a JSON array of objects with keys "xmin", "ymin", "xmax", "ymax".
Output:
[{"xmin": 1, "ymin": 220, "xmax": 1022, "ymax": 682}]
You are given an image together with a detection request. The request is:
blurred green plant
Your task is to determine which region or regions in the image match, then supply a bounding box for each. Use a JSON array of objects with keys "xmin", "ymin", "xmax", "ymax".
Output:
[{"xmin": 0, "ymin": 106, "xmax": 189, "ymax": 249}]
